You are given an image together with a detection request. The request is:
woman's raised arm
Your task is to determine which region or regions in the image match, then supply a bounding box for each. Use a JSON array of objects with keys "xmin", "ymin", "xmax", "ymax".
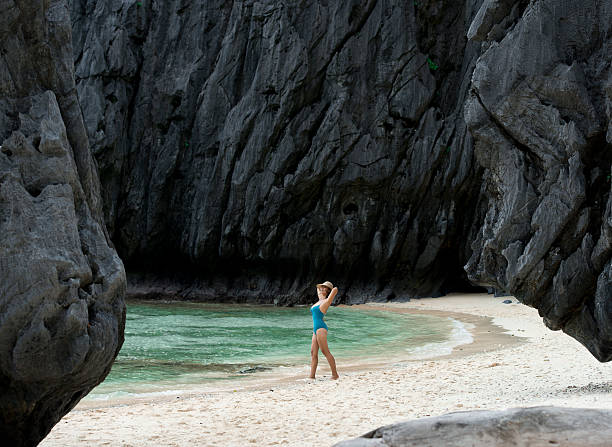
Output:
[{"xmin": 320, "ymin": 287, "xmax": 338, "ymax": 313}]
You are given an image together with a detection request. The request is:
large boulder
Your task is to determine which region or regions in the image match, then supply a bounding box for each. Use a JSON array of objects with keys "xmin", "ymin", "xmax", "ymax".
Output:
[
  {"xmin": 0, "ymin": 1, "xmax": 126, "ymax": 445},
  {"xmin": 335, "ymin": 406, "xmax": 612, "ymax": 447}
]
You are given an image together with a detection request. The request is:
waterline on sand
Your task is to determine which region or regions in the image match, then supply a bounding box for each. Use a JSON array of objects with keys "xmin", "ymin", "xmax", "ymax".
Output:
[
  {"xmin": 407, "ymin": 318, "xmax": 474, "ymax": 359},
  {"xmin": 85, "ymin": 301, "xmax": 475, "ymax": 400}
]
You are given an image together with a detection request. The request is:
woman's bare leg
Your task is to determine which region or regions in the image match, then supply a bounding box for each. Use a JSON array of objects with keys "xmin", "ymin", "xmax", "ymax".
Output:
[
  {"xmin": 309, "ymin": 333, "xmax": 319, "ymax": 378},
  {"xmin": 316, "ymin": 329, "xmax": 339, "ymax": 379}
]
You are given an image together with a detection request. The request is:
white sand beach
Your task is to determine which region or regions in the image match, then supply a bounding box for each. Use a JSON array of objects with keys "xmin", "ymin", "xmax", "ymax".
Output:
[{"xmin": 40, "ymin": 294, "xmax": 612, "ymax": 447}]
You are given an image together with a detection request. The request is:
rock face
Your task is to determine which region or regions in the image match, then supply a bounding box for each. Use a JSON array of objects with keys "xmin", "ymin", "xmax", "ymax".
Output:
[
  {"xmin": 69, "ymin": 0, "xmax": 611, "ymax": 359},
  {"xmin": 335, "ymin": 406, "xmax": 612, "ymax": 447},
  {"xmin": 0, "ymin": 1, "xmax": 126, "ymax": 445},
  {"xmin": 69, "ymin": 0, "xmax": 611, "ymax": 360},
  {"xmin": 464, "ymin": 0, "xmax": 612, "ymax": 361},
  {"xmin": 0, "ymin": 0, "xmax": 609, "ymax": 442},
  {"xmin": 69, "ymin": 0, "xmax": 487, "ymax": 303}
]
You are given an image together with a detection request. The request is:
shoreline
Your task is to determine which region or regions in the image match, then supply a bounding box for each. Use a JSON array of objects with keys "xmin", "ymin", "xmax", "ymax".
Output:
[
  {"xmin": 75, "ymin": 299, "xmax": 517, "ymax": 410},
  {"xmin": 40, "ymin": 294, "xmax": 612, "ymax": 446}
]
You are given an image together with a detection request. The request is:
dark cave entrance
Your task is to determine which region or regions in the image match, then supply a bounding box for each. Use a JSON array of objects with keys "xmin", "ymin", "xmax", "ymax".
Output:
[{"xmin": 437, "ymin": 247, "xmax": 488, "ymax": 295}]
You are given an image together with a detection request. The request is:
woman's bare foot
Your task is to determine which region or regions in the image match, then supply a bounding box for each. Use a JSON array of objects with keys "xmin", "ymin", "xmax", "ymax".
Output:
[
  {"xmin": 331, "ymin": 374, "xmax": 339, "ymax": 380},
  {"xmin": 309, "ymin": 375, "xmax": 316, "ymax": 379}
]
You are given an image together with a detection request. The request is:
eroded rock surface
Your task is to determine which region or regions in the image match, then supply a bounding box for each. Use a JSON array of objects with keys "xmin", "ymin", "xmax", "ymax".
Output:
[
  {"xmin": 464, "ymin": 0, "xmax": 612, "ymax": 361},
  {"xmin": 1, "ymin": 0, "xmax": 610, "ymax": 443},
  {"xmin": 69, "ymin": 0, "xmax": 611, "ymax": 360},
  {"xmin": 70, "ymin": 0, "xmax": 487, "ymax": 303},
  {"xmin": 0, "ymin": 1, "xmax": 126, "ymax": 445},
  {"xmin": 335, "ymin": 406, "xmax": 612, "ymax": 447}
]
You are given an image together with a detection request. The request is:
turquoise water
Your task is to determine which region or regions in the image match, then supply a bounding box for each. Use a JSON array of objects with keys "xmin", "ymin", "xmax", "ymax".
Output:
[{"xmin": 87, "ymin": 300, "xmax": 464, "ymax": 399}]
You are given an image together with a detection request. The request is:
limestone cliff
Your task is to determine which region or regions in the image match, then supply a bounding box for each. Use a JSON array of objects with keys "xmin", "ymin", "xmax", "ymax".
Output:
[
  {"xmin": 70, "ymin": 0, "xmax": 486, "ymax": 303},
  {"xmin": 69, "ymin": 0, "xmax": 611, "ymax": 361},
  {"xmin": 0, "ymin": 1, "xmax": 126, "ymax": 445},
  {"xmin": 1, "ymin": 0, "xmax": 611, "ymax": 443},
  {"xmin": 464, "ymin": 0, "xmax": 612, "ymax": 361}
]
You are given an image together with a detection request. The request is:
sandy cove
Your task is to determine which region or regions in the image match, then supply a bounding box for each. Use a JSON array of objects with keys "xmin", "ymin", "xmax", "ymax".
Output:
[{"xmin": 40, "ymin": 293, "xmax": 612, "ymax": 447}]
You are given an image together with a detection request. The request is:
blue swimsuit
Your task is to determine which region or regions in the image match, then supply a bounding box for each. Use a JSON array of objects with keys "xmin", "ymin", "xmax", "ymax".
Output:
[{"xmin": 311, "ymin": 304, "xmax": 328, "ymax": 334}]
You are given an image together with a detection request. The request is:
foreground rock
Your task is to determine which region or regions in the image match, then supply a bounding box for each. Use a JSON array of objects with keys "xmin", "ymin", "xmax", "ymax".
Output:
[
  {"xmin": 335, "ymin": 407, "xmax": 612, "ymax": 447},
  {"xmin": 0, "ymin": 1, "xmax": 126, "ymax": 445}
]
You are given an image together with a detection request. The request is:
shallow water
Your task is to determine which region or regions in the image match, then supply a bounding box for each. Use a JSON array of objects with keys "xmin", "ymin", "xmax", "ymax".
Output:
[{"xmin": 87, "ymin": 300, "xmax": 468, "ymax": 399}]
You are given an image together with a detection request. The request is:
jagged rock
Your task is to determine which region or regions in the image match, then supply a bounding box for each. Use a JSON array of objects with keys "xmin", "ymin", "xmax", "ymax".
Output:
[
  {"xmin": 69, "ymin": 0, "xmax": 486, "ymax": 304},
  {"xmin": 467, "ymin": 0, "xmax": 522, "ymax": 43},
  {"xmin": 1, "ymin": 0, "xmax": 610, "ymax": 443},
  {"xmin": 0, "ymin": 1, "xmax": 126, "ymax": 445},
  {"xmin": 69, "ymin": 0, "xmax": 611, "ymax": 360},
  {"xmin": 464, "ymin": 0, "xmax": 612, "ymax": 361},
  {"xmin": 335, "ymin": 406, "xmax": 612, "ymax": 447}
]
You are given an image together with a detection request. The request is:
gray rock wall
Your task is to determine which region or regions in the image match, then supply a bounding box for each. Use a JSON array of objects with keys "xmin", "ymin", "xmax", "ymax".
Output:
[
  {"xmin": 69, "ymin": 0, "xmax": 611, "ymax": 360},
  {"xmin": 70, "ymin": 0, "xmax": 488, "ymax": 303},
  {"xmin": 0, "ymin": 1, "xmax": 126, "ymax": 445},
  {"xmin": 464, "ymin": 0, "xmax": 612, "ymax": 361},
  {"xmin": 1, "ymin": 0, "xmax": 609, "ymax": 443}
]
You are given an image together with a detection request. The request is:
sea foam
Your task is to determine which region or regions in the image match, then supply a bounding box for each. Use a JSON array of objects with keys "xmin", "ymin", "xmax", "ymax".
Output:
[{"xmin": 406, "ymin": 318, "xmax": 473, "ymax": 359}]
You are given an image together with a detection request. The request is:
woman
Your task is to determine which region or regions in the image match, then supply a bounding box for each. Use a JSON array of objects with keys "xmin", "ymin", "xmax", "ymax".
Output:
[{"xmin": 310, "ymin": 281, "xmax": 339, "ymax": 380}]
